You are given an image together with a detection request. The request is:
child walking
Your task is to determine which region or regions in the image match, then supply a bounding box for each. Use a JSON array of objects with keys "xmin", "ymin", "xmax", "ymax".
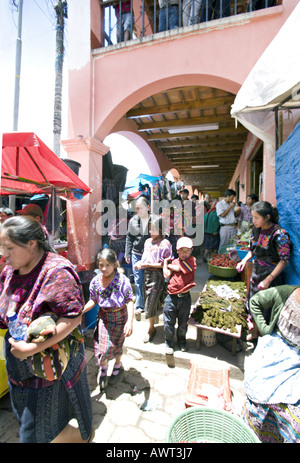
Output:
[
  {"xmin": 134, "ymin": 216, "xmax": 172, "ymax": 343},
  {"xmin": 83, "ymin": 248, "xmax": 134, "ymax": 390},
  {"xmin": 163, "ymin": 236, "xmax": 197, "ymax": 354}
]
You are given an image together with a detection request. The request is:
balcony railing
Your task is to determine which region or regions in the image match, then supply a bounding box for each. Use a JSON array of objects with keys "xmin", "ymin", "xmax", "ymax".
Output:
[{"xmin": 100, "ymin": 0, "xmax": 278, "ymax": 47}]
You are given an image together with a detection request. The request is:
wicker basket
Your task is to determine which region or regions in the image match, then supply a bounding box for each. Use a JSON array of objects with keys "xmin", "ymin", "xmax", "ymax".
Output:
[
  {"xmin": 166, "ymin": 406, "xmax": 260, "ymax": 443},
  {"xmin": 208, "ymin": 262, "xmax": 237, "ymax": 278}
]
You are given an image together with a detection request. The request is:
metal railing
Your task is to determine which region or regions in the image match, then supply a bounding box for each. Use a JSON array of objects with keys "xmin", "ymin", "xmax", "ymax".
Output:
[{"xmin": 100, "ymin": 0, "xmax": 278, "ymax": 47}]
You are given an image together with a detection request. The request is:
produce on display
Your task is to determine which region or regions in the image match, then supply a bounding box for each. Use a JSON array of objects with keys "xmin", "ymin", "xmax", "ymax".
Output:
[
  {"xmin": 192, "ymin": 280, "xmax": 248, "ymax": 334},
  {"xmin": 209, "ymin": 254, "xmax": 238, "ymax": 268}
]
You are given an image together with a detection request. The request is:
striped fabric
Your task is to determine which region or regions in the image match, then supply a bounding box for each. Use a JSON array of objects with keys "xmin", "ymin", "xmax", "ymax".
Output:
[
  {"xmin": 143, "ymin": 268, "xmax": 166, "ymax": 319},
  {"xmin": 94, "ymin": 305, "xmax": 128, "ymax": 366},
  {"xmin": 26, "ymin": 312, "xmax": 83, "ymax": 381},
  {"xmin": 243, "ymin": 398, "xmax": 300, "ymax": 443}
]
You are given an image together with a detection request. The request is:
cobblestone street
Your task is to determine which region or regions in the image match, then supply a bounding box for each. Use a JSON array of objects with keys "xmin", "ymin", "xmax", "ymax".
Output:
[{"xmin": 0, "ymin": 261, "xmax": 251, "ymax": 444}]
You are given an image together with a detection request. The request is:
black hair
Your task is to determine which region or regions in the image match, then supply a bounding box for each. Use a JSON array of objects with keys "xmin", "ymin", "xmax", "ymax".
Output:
[
  {"xmin": 224, "ymin": 189, "xmax": 236, "ymax": 197},
  {"xmin": 191, "ymin": 194, "xmax": 199, "ymax": 200},
  {"xmin": 247, "ymin": 194, "xmax": 257, "ymax": 202},
  {"xmin": 251, "ymin": 201, "xmax": 279, "ymax": 224},
  {"xmin": 97, "ymin": 247, "xmax": 119, "ymax": 270},
  {"xmin": 0, "ymin": 216, "xmax": 52, "ymax": 251}
]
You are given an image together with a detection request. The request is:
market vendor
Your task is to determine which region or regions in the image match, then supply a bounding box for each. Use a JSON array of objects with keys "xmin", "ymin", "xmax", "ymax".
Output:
[
  {"xmin": 216, "ymin": 189, "xmax": 240, "ymax": 250},
  {"xmin": 237, "ymin": 194, "xmax": 257, "ymax": 234}
]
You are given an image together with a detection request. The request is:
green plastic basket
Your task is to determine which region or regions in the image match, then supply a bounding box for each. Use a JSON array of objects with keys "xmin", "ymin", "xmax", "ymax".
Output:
[
  {"xmin": 166, "ymin": 407, "xmax": 260, "ymax": 443},
  {"xmin": 208, "ymin": 263, "xmax": 237, "ymax": 278}
]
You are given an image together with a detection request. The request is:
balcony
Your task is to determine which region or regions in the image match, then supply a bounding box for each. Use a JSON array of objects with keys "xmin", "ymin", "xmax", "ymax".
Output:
[{"xmin": 99, "ymin": 0, "xmax": 279, "ymax": 48}]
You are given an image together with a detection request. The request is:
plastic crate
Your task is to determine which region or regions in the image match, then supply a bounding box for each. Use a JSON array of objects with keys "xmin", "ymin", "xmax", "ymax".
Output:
[
  {"xmin": 185, "ymin": 360, "xmax": 232, "ymax": 411},
  {"xmin": 166, "ymin": 406, "xmax": 260, "ymax": 443}
]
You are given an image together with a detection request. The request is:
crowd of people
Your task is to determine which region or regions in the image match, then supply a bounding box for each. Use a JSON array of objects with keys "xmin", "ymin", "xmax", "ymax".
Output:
[
  {"xmin": 112, "ymin": 0, "xmax": 278, "ymax": 41},
  {"xmin": 0, "ymin": 185, "xmax": 298, "ymax": 443}
]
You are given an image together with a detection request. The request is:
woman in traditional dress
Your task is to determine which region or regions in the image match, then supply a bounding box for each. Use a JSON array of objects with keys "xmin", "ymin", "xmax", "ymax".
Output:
[
  {"xmin": 83, "ymin": 248, "xmax": 134, "ymax": 391},
  {"xmin": 236, "ymin": 201, "xmax": 291, "ymax": 338},
  {"xmin": 134, "ymin": 216, "xmax": 172, "ymax": 343},
  {"xmin": 0, "ymin": 216, "xmax": 93, "ymax": 443},
  {"xmin": 243, "ymin": 285, "xmax": 300, "ymax": 443}
]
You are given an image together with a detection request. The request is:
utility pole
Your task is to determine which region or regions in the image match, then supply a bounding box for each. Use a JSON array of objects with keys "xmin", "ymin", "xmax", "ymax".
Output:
[
  {"xmin": 13, "ymin": 0, "xmax": 24, "ymax": 131},
  {"xmin": 53, "ymin": 0, "xmax": 68, "ymax": 156}
]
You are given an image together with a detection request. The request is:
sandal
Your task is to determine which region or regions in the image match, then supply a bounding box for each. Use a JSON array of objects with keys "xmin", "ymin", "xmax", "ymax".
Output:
[{"xmin": 108, "ymin": 364, "xmax": 124, "ymax": 385}]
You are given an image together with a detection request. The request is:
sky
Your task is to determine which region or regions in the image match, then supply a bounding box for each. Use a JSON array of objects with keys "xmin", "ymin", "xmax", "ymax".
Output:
[{"xmin": 0, "ymin": 0, "xmax": 150, "ymax": 184}]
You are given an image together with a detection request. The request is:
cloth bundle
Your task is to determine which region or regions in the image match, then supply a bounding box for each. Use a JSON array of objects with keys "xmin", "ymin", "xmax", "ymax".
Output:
[{"xmin": 26, "ymin": 312, "xmax": 83, "ymax": 382}]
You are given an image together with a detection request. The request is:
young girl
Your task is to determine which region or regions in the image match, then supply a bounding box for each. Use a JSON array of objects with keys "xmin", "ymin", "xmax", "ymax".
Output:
[
  {"xmin": 236, "ymin": 201, "xmax": 291, "ymax": 338},
  {"xmin": 134, "ymin": 216, "xmax": 172, "ymax": 343},
  {"xmin": 83, "ymin": 248, "xmax": 134, "ymax": 391}
]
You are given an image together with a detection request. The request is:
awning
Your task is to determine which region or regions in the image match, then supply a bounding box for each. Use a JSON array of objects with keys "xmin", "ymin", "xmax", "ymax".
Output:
[
  {"xmin": 231, "ymin": 3, "xmax": 300, "ymax": 166},
  {"xmin": 1, "ymin": 132, "xmax": 91, "ymax": 200}
]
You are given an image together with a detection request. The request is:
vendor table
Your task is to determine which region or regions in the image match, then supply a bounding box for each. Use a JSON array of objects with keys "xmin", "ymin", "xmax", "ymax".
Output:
[
  {"xmin": 187, "ymin": 317, "xmax": 242, "ymax": 355},
  {"xmin": 188, "ymin": 280, "xmax": 246, "ymax": 355}
]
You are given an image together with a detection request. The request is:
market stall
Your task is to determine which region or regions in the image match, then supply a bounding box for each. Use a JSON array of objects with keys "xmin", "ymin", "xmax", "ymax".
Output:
[
  {"xmin": 188, "ymin": 279, "xmax": 248, "ymax": 355},
  {"xmin": 0, "ymin": 132, "xmax": 92, "ymax": 398},
  {"xmin": 1, "ymin": 132, "xmax": 91, "ymax": 243}
]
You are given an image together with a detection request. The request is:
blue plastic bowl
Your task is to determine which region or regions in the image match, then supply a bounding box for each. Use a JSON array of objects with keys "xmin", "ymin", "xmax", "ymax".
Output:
[{"xmin": 236, "ymin": 247, "xmax": 253, "ymax": 262}]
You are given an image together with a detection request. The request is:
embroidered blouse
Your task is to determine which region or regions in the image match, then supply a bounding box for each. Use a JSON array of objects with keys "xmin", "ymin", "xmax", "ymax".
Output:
[
  {"xmin": 89, "ymin": 271, "xmax": 134, "ymax": 309},
  {"xmin": 140, "ymin": 238, "xmax": 173, "ymax": 266},
  {"xmin": 249, "ymin": 224, "xmax": 290, "ymax": 267}
]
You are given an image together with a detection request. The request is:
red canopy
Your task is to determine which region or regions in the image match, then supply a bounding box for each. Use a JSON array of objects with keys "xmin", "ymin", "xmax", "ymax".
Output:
[{"xmin": 1, "ymin": 132, "xmax": 91, "ymax": 200}]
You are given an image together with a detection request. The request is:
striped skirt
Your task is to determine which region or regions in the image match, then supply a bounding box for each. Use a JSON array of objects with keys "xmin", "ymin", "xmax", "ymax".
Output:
[
  {"xmin": 243, "ymin": 397, "xmax": 300, "ymax": 443},
  {"xmin": 94, "ymin": 305, "xmax": 128, "ymax": 366},
  {"xmin": 6, "ymin": 337, "xmax": 93, "ymax": 443},
  {"xmin": 143, "ymin": 269, "xmax": 166, "ymax": 320}
]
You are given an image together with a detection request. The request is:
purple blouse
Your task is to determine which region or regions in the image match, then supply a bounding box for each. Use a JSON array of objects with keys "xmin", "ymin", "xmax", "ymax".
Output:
[
  {"xmin": 140, "ymin": 238, "xmax": 173, "ymax": 265},
  {"xmin": 89, "ymin": 271, "xmax": 134, "ymax": 309},
  {"xmin": 240, "ymin": 204, "xmax": 253, "ymax": 222}
]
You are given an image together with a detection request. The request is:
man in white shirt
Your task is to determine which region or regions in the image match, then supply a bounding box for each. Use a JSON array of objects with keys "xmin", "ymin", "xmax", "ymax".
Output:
[{"xmin": 216, "ymin": 189, "xmax": 240, "ymax": 250}]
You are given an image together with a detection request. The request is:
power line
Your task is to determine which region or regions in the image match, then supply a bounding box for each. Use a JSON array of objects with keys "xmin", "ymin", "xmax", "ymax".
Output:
[{"xmin": 33, "ymin": 0, "xmax": 56, "ymax": 26}]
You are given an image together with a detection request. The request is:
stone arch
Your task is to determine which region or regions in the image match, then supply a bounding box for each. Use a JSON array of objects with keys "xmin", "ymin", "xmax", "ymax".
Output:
[
  {"xmin": 94, "ymin": 73, "xmax": 240, "ymax": 141},
  {"xmin": 94, "ymin": 73, "xmax": 240, "ymax": 176}
]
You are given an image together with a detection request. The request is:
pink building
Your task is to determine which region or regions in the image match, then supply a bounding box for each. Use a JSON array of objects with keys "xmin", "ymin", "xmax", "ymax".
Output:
[{"xmin": 61, "ymin": 0, "xmax": 299, "ymax": 268}]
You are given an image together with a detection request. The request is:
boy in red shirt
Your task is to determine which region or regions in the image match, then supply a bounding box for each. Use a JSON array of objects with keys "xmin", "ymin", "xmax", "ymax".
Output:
[{"xmin": 163, "ymin": 237, "xmax": 196, "ymax": 355}]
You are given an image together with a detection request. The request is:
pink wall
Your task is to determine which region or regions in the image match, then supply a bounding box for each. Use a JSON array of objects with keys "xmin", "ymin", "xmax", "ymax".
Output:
[
  {"xmin": 67, "ymin": 0, "xmax": 298, "ymax": 199},
  {"xmin": 64, "ymin": 0, "xmax": 298, "ymax": 267},
  {"xmin": 90, "ymin": 3, "xmax": 296, "ymax": 142}
]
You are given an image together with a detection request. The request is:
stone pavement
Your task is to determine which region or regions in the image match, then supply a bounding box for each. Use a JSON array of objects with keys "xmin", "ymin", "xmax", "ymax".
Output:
[{"xmin": 0, "ymin": 259, "xmax": 255, "ymax": 443}]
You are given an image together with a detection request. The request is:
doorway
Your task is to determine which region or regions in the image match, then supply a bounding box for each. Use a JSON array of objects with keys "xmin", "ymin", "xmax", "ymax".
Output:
[{"xmin": 250, "ymin": 143, "xmax": 263, "ymax": 198}]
